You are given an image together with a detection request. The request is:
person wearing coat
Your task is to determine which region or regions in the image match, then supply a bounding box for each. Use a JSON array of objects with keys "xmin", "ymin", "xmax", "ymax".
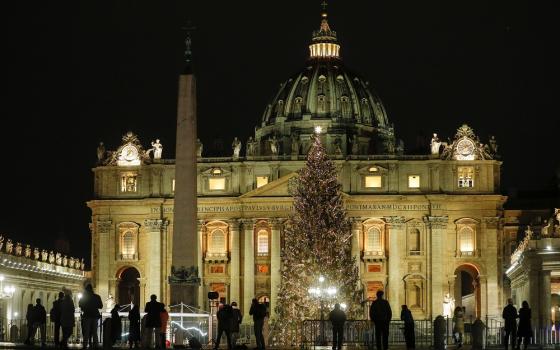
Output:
[
  {"xmin": 110, "ymin": 304, "xmax": 122, "ymax": 346},
  {"xmin": 400, "ymin": 305, "xmax": 415, "ymax": 350},
  {"xmin": 214, "ymin": 304, "xmax": 234, "ymax": 350},
  {"xmin": 60, "ymin": 292, "xmax": 76, "ymax": 350},
  {"xmin": 329, "ymin": 303, "xmax": 347, "ymax": 350},
  {"xmin": 452, "ymin": 306, "xmax": 465, "ymax": 348},
  {"xmin": 23, "ymin": 303, "xmax": 35, "ymax": 345},
  {"xmin": 502, "ymin": 299, "xmax": 518, "ymax": 350},
  {"xmin": 128, "ymin": 304, "xmax": 141, "ymax": 349},
  {"xmin": 369, "ymin": 290, "xmax": 392, "ymax": 350},
  {"xmin": 517, "ymin": 301, "xmax": 532, "ymax": 350},
  {"xmin": 160, "ymin": 304, "xmax": 169, "ymax": 349},
  {"xmin": 231, "ymin": 301, "xmax": 243, "ymax": 347},
  {"xmin": 144, "ymin": 294, "xmax": 164, "ymax": 348}
]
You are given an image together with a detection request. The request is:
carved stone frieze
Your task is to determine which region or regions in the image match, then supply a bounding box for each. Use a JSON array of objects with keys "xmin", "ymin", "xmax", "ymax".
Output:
[
  {"xmin": 97, "ymin": 220, "xmax": 113, "ymax": 234},
  {"xmin": 384, "ymin": 216, "xmax": 406, "ymax": 229},
  {"xmin": 424, "ymin": 216, "xmax": 449, "ymax": 229},
  {"xmin": 144, "ymin": 219, "xmax": 169, "ymax": 231}
]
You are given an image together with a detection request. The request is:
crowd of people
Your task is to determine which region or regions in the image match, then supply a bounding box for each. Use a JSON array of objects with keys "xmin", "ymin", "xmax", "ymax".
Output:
[{"xmin": 19, "ymin": 284, "xmax": 536, "ymax": 350}]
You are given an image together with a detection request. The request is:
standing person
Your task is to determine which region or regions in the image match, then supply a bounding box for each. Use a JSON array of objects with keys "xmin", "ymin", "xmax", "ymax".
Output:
[
  {"xmin": 250, "ymin": 299, "xmax": 267, "ymax": 350},
  {"xmin": 452, "ymin": 306, "xmax": 465, "ymax": 348},
  {"xmin": 60, "ymin": 291, "xmax": 76, "ymax": 350},
  {"xmin": 400, "ymin": 305, "xmax": 415, "ymax": 350},
  {"xmin": 160, "ymin": 304, "xmax": 169, "ymax": 349},
  {"xmin": 214, "ymin": 304, "xmax": 233, "ymax": 350},
  {"xmin": 144, "ymin": 294, "xmax": 164, "ymax": 348},
  {"xmin": 328, "ymin": 303, "xmax": 347, "ymax": 350},
  {"xmin": 110, "ymin": 304, "xmax": 122, "ymax": 346},
  {"xmin": 79, "ymin": 283, "xmax": 103, "ymax": 349},
  {"xmin": 32, "ymin": 298, "xmax": 47, "ymax": 347},
  {"xmin": 51, "ymin": 292, "xmax": 64, "ymax": 348},
  {"xmin": 128, "ymin": 304, "xmax": 141, "ymax": 349},
  {"xmin": 24, "ymin": 303, "xmax": 35, "ymax": 345},
  {"xmin": 230, "ymin": 302, "xmax": 243, "ymax": 348},
  {"xmin": 502, "ymin": 299, "xmax": 518, "ymax": 350},
  {"xmin": 517, "ymin": 301, "xmax": 532, "ymax": 350},
  {"xmin": 369, "ymin": 290, "xmax": 392, "ymax": 350}
]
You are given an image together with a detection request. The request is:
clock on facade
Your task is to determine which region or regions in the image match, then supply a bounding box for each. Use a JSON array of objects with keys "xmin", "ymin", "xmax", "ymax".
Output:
[
  {"xmin": 121, "ymin": 145, "xmax": 139, "ymax": 161},
  {"xmin": 455, "ymin": 138, "xmax": 475, "ymax": 160}
]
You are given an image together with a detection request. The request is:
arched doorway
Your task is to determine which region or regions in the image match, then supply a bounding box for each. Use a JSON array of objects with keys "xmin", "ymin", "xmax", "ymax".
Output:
[
  {"xmin": 118, "ymin": 267, "xmax": 140, "ymax": 306},
  {"xmin": 453, "ymin": 264, "xmax": 481, "ymax": 320}
]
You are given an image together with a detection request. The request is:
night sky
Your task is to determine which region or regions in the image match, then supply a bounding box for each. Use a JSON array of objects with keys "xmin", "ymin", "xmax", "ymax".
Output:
[{"xmin": 3, "ymin": 1, "xmax": 557, "ymax": 265}]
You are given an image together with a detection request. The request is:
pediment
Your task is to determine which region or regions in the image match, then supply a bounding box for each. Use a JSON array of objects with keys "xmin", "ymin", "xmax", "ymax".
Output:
[{"xmin": 239, "ymin": 173, "xmax": 297, "ymax": 198}]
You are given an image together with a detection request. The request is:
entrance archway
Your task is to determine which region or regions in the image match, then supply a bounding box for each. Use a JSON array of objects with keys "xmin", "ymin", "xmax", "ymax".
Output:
[
  {"xmin": 118, "ymin": 267, "xmax": 140, "ymax": 306},
  {"xmin": 453, "ymin": 264, "xmax": 481, "ymax": 320}
]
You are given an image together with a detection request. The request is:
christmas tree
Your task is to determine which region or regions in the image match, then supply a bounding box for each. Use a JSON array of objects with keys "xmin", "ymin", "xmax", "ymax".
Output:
[{"xmin": 274, "ymin": 134, "xmax": 361, "ymax": 345}]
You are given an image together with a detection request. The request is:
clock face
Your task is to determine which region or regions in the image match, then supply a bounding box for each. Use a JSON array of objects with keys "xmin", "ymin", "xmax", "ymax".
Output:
[
  {"xmin": 456, "ymin": 139, "xmax": 475, "ymax": 160},
  {"xmin": 121, "ymin": 145, "xmax": 139, "ymax": 161}
]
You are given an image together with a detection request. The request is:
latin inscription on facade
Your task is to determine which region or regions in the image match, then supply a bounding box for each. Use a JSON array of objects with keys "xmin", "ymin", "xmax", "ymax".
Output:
[{"xmin": 150, "ymin": 202, "xmax": 444, "ymax": 214}]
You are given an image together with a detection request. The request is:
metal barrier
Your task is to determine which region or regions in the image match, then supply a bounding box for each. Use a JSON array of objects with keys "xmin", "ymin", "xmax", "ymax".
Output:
[{"xmin": 301, "ymin": 320, "xmax": 433, "ymax": 349}]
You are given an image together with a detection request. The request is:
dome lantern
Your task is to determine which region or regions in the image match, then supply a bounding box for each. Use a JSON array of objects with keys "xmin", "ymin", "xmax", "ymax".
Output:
[{"xmin": 309, "ymin": 1, "xmax": 340, "ymax": 59}]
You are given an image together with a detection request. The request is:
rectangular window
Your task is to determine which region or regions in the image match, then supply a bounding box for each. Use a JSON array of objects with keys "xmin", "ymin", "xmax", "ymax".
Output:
[
  {"xmin": 208, "ymin": 178, "xmax": 226, "ymax": 191},
  {"xmin": 408, "ymin": 175, "xmax": 420, "ymax": 188},
  {"xmin": 458, "ymin": 166, "xmax": 475, "ymax": 188},
  {"xmin": 120, "ymin": 173, "xmax": 137, "ymax": 192},
  {"xmin": 256, "ymin": 176, "xmax": 269, "ymax": 188},
  {"xmin": 210, "ymin": 283, "xmax": 226, "ymax": 304},
  {"xmin": 365, "ymin": 175, "xmax": 382, "ymax": 188}
]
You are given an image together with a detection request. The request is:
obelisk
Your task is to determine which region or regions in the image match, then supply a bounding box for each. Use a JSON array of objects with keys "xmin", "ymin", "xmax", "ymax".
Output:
[{"xmin": 169, "ymin": 30, "xmax": 199, "ymax": 306}]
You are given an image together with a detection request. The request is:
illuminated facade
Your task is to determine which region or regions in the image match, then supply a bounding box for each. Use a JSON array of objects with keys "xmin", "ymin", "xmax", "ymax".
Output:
[{"xmin": 88, "ymin": 9, "xmax": 520, "ymax": 321}]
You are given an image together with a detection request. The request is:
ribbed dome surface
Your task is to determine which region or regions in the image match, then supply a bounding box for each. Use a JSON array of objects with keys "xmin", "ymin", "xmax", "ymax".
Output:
[{"xmin": 261, "ymin": 60, "xmax": 389, "ymax": 128}]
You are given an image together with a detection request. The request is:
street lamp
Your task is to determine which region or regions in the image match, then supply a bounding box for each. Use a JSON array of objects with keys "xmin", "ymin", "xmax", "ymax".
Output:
[
  {"xmin": 0, "ymin": 275, "xmax": 15, "ymax": 299},
  {"xmin": 308, "ymin": 275, "xmax": 337, "ymax": 346}
]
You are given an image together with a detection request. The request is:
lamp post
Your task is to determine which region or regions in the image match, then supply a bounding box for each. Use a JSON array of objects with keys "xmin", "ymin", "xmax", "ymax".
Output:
[
  {"xmin": 0, "ymin": 275, "xmax": 15, "ymax": 299},
  {"xmin": 308, "ymin": 275, "xmax": 337, "ymax": 346}
]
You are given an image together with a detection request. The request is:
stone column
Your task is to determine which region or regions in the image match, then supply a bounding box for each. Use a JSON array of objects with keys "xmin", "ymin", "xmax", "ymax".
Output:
[
  {"xmin": 242, "ymin": 219, "xmax": 255, "ymax": 320},
  {"xmin": 270, "ymin": 219, "xmax": 283, "ymax": 319},
  {"xmin": 351, "ymin": 219, "xmax": 363, "ymax": 280},
  {"xmin": 541, "ymin": 270, "xmax": 551, "ymax": 329},
  {"xmin": 197, "ymin": 220, "xmax": 205, "ymax": 309},
  {"xmin": 145, "ymin": 219, "xmax": 166, "ymax": 299},
  {"xmin": 96, "ymin": 220, "xmax": 112, "ymax": 301},
  {"xmin": 229, "ymin": 220, "xmax": 241, "ymax": 305},
  {"xmin": 483, "ymin": 217, "xmax": 500, "ymax": 317},
  {"xmin": 385, "ymin": 216, "xmax": 406, "ymax": 317},
  {"xmin": 425, "ymin": 216, "xmax": 448, "ymax": 318}
]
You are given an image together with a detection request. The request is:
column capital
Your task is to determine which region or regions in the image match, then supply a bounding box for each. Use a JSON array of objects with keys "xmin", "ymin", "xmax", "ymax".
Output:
[
  {"xmin": 423, "ymin": 215, "xmax": 449, "ymax": 229},
  {"xmin": 97, "ymin": 220, "xmax": 112, "ymax": 234},
  {"xmin": 239, "ymin": 218, "xmax": 256, "ymax": 229},
  {"xmin": 144, "ymin": 219, "xmax": 169, "ymax": 231},
  {"xmin": 384, "ymin": 216, "xmax": 406, "ymax": 229},
  {"xmin": 483, "ymin": 216, "xmax": 500, "ymax": 229},
  {"xmin": 227, "ymin": 219, "xmax": 241, "ymax": 231},
  {"xmin": 269, "ymin": 218, "xmax": 285, "ymax": 230}
]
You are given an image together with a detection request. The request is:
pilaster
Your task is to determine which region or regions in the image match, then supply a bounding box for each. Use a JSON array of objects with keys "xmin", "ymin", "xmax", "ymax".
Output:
[
  {"xmin": 144, "ymin": 219, "xmax": 168, "ymax": 300},
  {"xmin": 96, "ymin": 220, "xmax": 112, "ymax": 301},
  {"xmin": 229, "ymin": 219, "xmax": 241, "ymax": 306},
  {"xmin": 241, "ymin": 219, "xmax": 256, "ymax": 320},
  {"xmin": 351, "ymin": 218, "xmax": 363, "ymax": 281},
  {"xmin": 270, "ymin": 218, "xmax": 283, "ymax": 319},
  {"xmin": 385, "ymin": 215, "xmax": 406, "ymax": 317},
  {"xmin": 425, "ymin": 215, "xmax": 448, "ymax": 318}
]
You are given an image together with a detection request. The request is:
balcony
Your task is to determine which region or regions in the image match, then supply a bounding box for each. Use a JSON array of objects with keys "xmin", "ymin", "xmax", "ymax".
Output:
[
  {"xmin": 204, "ymin": 252, "xmax": 229, "ymax": 263},
  {"xmin": 363, "ymin": 250, "xmax": 385, "ymax": 262},
  {"xmin": 119, "ymin": 253, "xmax": 137, "ymax": 260}
]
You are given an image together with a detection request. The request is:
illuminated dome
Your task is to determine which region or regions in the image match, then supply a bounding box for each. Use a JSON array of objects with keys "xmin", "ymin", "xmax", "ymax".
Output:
[{"xmin": 253, "ymin": 6, "xmax": 395, "ymax": 157}]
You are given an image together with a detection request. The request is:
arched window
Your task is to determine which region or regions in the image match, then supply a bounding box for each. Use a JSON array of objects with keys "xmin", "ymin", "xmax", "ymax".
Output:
[
  {"xmin": 459, "ymin": 227, "xmax": 475, "ymax": 254},
  {"xmin": 120, "ymin": 231, "xmax": 136, "ymax": 259},
  {"xmin": 257, "ymin": 230, "xmax": 269, "ymax": 256},
  {"xmin": 209, "ymin": 229, "xmax": 226, "ymax": 253},
  {"xmin": 366, "ymin": 227, "xmax": 382, "ymax": 252},
  {"xmin": 409, "ymin": 229, "xmax": 421, "ymax": 254}
]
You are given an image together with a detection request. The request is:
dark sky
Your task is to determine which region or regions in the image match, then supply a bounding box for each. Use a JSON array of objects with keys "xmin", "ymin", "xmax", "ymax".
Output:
[{"xmin": 3, "ymin": 1, "xmax": 556, "ymax": 264}]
